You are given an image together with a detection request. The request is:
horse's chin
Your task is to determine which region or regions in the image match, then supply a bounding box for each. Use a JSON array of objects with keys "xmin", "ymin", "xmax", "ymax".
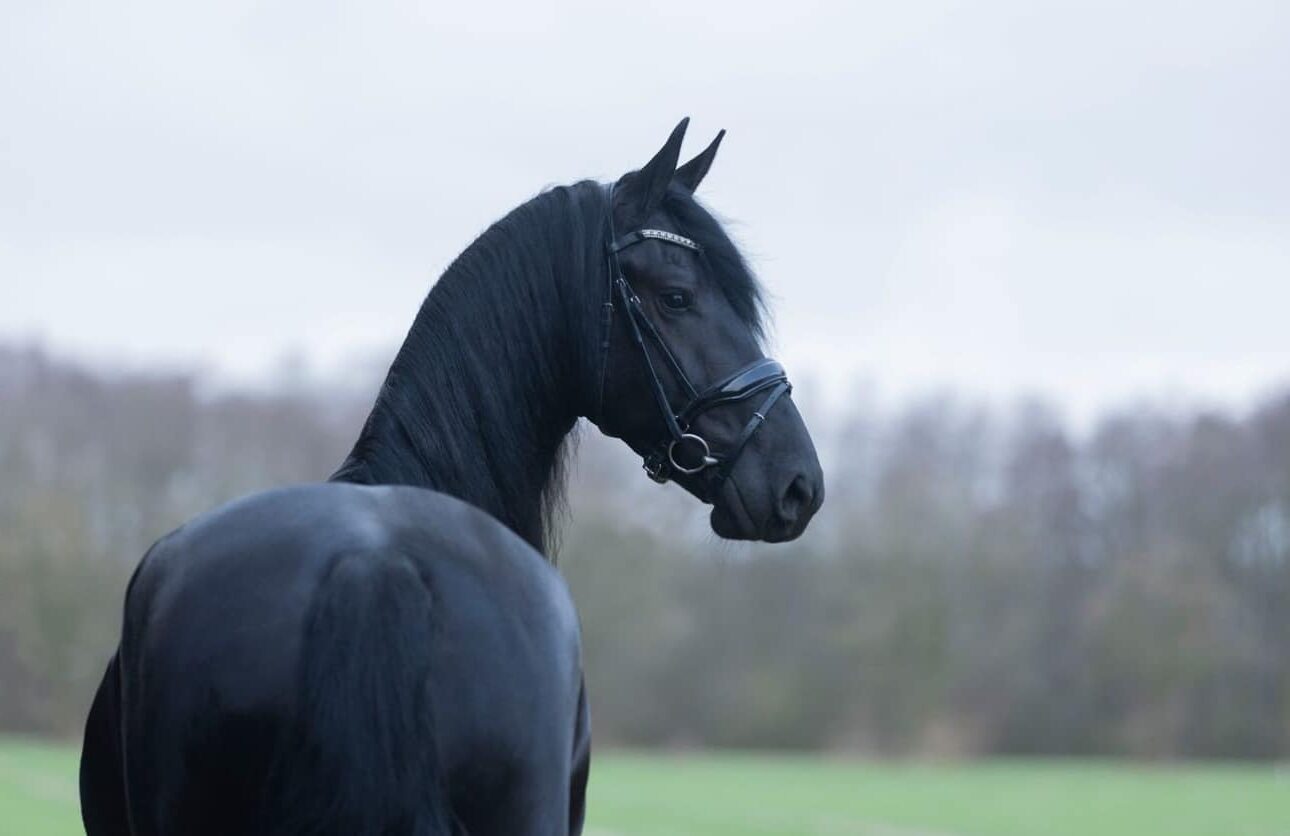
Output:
[
  {"xmin": 710, "ymin": 503, "xmax": 755, "ymax": 540},
  {"xmin": 709, "ymin": 485, "xmax": 765, "ymax": 541}
]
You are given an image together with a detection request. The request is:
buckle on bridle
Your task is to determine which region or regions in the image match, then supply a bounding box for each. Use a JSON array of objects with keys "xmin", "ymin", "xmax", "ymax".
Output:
[
  {"xmin": 642, "ymin": 433, "xmax": 720, "ymax": 484},
  {"xmin": 669, "ymin": 433, "xmax": 718, "ymax": 475}
]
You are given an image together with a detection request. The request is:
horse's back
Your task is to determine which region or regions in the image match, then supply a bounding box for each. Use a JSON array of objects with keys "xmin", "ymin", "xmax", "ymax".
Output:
[{"xmin": 104, "ymin": 483, "xmax": 581, "ymax": 836}]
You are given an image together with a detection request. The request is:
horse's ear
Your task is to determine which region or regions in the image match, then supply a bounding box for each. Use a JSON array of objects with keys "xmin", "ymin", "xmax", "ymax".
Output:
[
  {"xmin": 674, "ymin": 129, "xmax": 725, "ymax": 193},
  {"xmin": 614, "ymin": 117, "xmax": 689, "ymax": 228}
]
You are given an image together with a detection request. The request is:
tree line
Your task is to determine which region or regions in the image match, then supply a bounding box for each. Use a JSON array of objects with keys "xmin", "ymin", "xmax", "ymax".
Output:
[{"xmin": 1, "ymin": 344, "xmax": 1286, "ymax": 758}]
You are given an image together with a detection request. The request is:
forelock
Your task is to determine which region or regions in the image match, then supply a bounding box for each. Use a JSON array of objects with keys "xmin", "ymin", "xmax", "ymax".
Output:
[{"xmin": 661, "ymin": 186, "xmax": 767, "ymax": 340}]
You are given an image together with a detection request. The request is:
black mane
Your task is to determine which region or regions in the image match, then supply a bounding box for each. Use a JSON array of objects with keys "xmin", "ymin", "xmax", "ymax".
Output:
[
  {"xmin": 333, "ymin": 179, "xmax": 765, "ymax": 554},
  {"xmin": 661, "ymin": 185, "xmax": 767, "ymax": 339}
]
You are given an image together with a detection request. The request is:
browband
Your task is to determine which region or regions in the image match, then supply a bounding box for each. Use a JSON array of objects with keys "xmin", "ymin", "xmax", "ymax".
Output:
[{"xmin": 610, "ymin": 229, "xmax": 702, "ymax": 254}]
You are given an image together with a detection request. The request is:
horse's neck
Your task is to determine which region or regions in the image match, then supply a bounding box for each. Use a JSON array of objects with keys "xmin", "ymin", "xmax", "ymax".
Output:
[
  {"xmin": 332, "ymin": 198, "xmax": 599, "ymax": 553},
  {"xmin": 333, "ymin": 296, "xmax": 579, "ymax": 552}
]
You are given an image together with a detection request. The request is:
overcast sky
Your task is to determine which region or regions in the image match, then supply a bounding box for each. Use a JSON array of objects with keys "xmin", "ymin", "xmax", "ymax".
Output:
[{"xmin": 3, "ymin": 1, "xmax": 1287, "ymax": 423}]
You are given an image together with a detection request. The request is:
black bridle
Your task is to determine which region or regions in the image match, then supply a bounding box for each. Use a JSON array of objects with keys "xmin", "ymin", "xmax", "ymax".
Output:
[{"xmin": 597, "ymin": 192, "xmax": 792, "ymax": 494}]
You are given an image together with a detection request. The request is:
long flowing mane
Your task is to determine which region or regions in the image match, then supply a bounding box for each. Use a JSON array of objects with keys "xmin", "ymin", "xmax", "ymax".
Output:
[
  {"xmin": 332, "ymin": 181, "xmax": 609, "ymax": 552},
  {"xmin": 331, "ymin": 179, "xmax": 767, "ymax": 554}
]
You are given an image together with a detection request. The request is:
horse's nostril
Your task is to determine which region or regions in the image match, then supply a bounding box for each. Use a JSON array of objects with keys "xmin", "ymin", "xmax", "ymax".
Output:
[{"xmin": 777, "ymin": 474, "xmax": 814, "ymax": 525}]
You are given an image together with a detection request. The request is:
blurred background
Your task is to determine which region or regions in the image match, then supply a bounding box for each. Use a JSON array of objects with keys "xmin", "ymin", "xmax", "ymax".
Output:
[{"xmin": 2, "ymin": 2, "xmax": 1288, "ymax": 834}]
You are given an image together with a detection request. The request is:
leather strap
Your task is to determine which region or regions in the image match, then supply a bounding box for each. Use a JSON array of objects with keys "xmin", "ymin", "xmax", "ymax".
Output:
[
  {"xmin": 597, "ymin": 185, "xmax": 792, "ymax": 498},
  {"xmin": 713, "ymin": 381, "xmax": 790, "ymax": 485},
  {"xmin": 610, "ymin": 229, "xmax": 702, "ymax": 254}
]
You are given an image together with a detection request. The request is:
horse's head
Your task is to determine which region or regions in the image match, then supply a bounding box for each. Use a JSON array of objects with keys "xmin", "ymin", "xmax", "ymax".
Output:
[{"xmin": 591, "ymin": 119, "xmax": 824, "ymax": 542}]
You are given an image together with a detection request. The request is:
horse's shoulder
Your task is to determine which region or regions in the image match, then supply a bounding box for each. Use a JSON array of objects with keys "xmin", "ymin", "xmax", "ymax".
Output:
[{"xmin": 377, "ymin": 486, "xmax": 579, "ymax": 642}]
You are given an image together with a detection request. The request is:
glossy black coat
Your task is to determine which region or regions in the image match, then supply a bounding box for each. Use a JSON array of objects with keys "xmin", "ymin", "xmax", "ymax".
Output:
[
  {"xmin": 80, "ymin": 120, "xmax": 823, "ymax": 835},
  {"xmin": 83, "ymin": 485, "xmax": 586, "ymax": 835}
]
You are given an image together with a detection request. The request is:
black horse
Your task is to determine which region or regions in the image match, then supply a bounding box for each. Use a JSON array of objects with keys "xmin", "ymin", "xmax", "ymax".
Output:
[{"xmin": 80, "ymin": 119, "xmax": 824, "ymax": 836}]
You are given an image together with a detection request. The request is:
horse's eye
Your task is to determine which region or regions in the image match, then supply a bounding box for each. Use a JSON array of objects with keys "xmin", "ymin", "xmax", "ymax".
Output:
[{"xmin": 660, "ymin": 289, "xmax": 693, "ymax": 311}]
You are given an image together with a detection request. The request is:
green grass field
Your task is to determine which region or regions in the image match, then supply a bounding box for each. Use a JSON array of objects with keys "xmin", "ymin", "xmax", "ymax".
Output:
[{"xmin": 2, "ymin": 738, "xmax": 1285, "ymax": 835}]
